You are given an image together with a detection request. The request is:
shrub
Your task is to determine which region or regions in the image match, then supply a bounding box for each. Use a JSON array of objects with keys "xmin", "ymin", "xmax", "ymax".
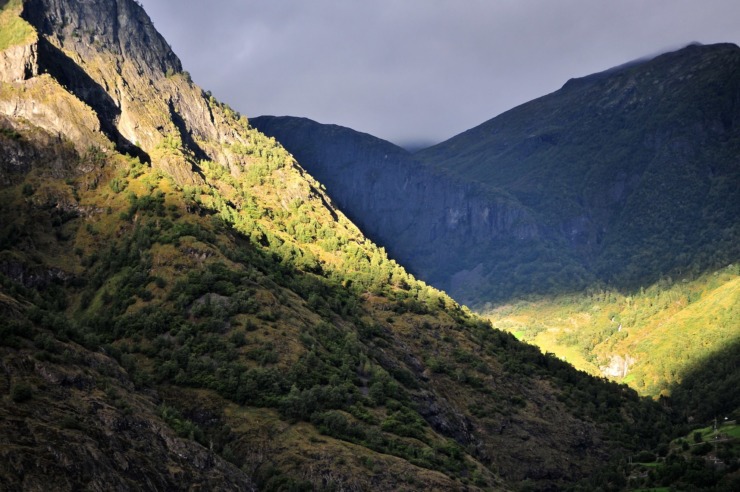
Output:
[
  {"xmin": 11, "ymin": 382, "xmax": 33, "ymax": 403},
  {"xmin": 635, "ymin": 450, "xmax": 656, "ymax": 463},
  {"xmin": 109, "ymin": 177, "xmax": 127, "ymax": 193},
  {"xmin": 691, "ymin": 442, "xmax": 713, "ymax": 456}
]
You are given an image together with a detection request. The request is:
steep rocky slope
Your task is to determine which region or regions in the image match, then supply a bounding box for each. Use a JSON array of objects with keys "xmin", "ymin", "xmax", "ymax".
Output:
[{"xmin": 0, "ymin": 0, "xmax": 685, "ymax": 490}]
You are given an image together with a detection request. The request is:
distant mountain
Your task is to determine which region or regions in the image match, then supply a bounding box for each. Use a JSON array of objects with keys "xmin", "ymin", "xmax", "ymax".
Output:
[
  {"xmin": 0, "ymin": 0, "xmax": 695, "ymax": 490},
  {"xmin": 417, "ymin": 42, "xmax": 740, "ymax": 293}
]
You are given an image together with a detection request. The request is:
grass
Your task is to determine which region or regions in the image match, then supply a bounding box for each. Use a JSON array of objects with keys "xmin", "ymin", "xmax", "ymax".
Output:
[
  {"xmin": 530, "ymin": 324, "xmax": 599, "ymax": 374},
  {"xmin": 0, "ymin": 0, "xmax": 36, "ymax": 51},
  {"xmin": 722, "ymin": 423, "xmax": 740, "ymax": 439}
]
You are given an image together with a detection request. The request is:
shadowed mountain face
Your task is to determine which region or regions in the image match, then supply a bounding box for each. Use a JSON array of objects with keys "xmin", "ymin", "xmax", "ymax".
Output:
[
  {"xmin": 669, "ymin": 338, "xmax": 740, "ymax": 423},
  {"xmin": 251, "ymin": 116, "xmax": 554, "ymax": 306},
  {"xmin": 255, "ymin": 43, "xmax": 740, "ymax": 307}
]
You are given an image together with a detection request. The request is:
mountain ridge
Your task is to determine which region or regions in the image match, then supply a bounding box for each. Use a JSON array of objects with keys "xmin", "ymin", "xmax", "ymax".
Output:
[
  {"xmin": 257, "ymin": 43, "xmax": 740, "ymax": 305},
  {"xmin": 416, "ymin": 41, "xmax": 740, "ymax": 291}
]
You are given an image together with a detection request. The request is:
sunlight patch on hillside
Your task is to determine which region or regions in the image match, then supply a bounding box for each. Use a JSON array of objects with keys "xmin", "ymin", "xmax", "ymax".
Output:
[{"xmin": 485, "ymin": 265, "xmax": 740, "ymax": 398}]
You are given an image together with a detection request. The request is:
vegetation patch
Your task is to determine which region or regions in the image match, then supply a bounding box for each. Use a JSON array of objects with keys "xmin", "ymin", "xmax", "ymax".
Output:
[{"xmin": 0, "ymin": 0, "xmax": 36, "ymax": 52}]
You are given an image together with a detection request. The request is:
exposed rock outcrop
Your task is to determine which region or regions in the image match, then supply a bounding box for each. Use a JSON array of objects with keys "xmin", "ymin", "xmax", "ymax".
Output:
[
  {"xmin": 0, "ymin": 75, "xmax": 110, "ymax": 154},
  {"xmin": 0, "ymin": 0, "xmax": 256, "ymax": 183},
  {"xmin": 600, "ymin": 354, "xmax": 636, "ymax": 378},
  {"xmin": 0, "ymin": 41, "xmax": 38, "ymax": 82}
]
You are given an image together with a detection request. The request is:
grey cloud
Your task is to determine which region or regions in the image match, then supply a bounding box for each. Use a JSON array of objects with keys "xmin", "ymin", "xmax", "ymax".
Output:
[{"xmin": 139, "ymin": 0, "xmax": 740, "ymax": 146}]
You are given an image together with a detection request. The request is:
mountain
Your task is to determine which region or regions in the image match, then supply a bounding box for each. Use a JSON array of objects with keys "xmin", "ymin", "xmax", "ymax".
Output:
[
  {"xmin": 256, "ymin": 44, "xmax": 740, "ymax": 308},
  {"xmin": 417, "ymin": 42, "xmax": 740, "ymax": 294},
  {"xmin": 415, "ymin": 42, "xmax": 740, "ymax": 405},
  {"xmin": 0, "ymin": 1, "xmax": 696, "ymax": 490}
]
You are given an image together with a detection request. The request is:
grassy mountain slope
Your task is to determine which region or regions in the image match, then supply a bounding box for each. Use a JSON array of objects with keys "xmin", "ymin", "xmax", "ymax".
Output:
[
  {"xmin": 0, "ymin": 1, "xmax": 688, "ymax": 490},
  {"xmin": 0, "ymin": 0, "xmax": 35, "ymax": 51}
]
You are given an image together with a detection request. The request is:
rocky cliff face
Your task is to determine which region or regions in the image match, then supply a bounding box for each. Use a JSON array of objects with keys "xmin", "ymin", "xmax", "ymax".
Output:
[
  {"xmin": 23, "ymin": 0, "xmax": 181, "ymax": 77},
  {"xmin": 3, "ymin": 0, "xmax": 271, "ymax": 184},
  {"xmin": 0, "ymin": 41, "xmax": 37, "ymax": 82},
  {"xmin": 0, "ymin": 113, "xmax": 83, "ymax": 183},
  {"xmin": 252, "ymin": 116, "xmax": 548, "ymax": 305}
]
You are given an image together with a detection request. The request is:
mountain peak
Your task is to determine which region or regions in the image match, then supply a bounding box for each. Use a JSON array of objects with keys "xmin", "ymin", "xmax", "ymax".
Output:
[
  {"xmin": 22, "ymin": 0, "xmax": 181, "ymax": 77},
  {"xmin": 562, "ymin": 41, "xmax": 740, "ymax": 91},
  {"xmin": 2, "ymin": 0, "xmax": 263, "ymax": 183}
]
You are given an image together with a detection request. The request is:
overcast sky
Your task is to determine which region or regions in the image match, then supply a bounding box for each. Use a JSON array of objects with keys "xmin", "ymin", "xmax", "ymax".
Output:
[{"xmin": 138, "ymin": 0, "xmax": 740, "ymax": 148}]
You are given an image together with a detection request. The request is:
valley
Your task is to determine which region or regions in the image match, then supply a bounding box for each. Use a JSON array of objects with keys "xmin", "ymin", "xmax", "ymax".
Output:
[{"xmin": 254, "ymin": 43, "xmax": 740, "ymax": 419}]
